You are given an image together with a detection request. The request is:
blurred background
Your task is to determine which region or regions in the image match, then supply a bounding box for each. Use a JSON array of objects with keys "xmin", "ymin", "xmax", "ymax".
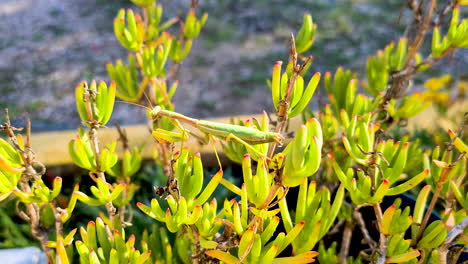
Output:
[{"xmin": 0, "ymin": 0, "xmax": 467, "ymax": 131}]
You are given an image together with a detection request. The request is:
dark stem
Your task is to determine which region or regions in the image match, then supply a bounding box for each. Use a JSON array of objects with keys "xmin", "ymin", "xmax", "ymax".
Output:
[
  {"xmin": 88, "ymin": 124, "xmax": 118, "ymax": 224},
  {"xmin": 115, "ymin": 122, "xmax": 129, "ymax": 151},
  {"xmin": 373, "ymin": 203, "xmax": 387, "ymax": 264},
  {"xmin": 438, "ymin": 216, "xmax": 468, "ymax": 264},
  {"xmin": 268, "ymin": 35, "xmax": 312, "ymax": 158},
  {"xmin": 2, "ymin": 111, "xmax": 53, "ymax": 261},
  {"xmin": 354, "ymin": 209, "xmax": 378, "ymax": 249},
  {"xmin": 413, "ymin": 163, "xmax": 451, "ymax": 246},
  {"xmin": 259, "ymin": 184, "xmax": 281, "ymax": 209},
  {"xmin": 51, "ymin": 202, "xmax": 64, "ymax": 238},
  {"xmin": 338, "ymin": 220, "xmax": 354, "ymax": 264},
  {"xmin": 414, "ymin": 181, "xmax": 443, "ymax": 245},
  {"xmin": 404, "ymin": 0, "xmax": 436, "ymax": 68}
]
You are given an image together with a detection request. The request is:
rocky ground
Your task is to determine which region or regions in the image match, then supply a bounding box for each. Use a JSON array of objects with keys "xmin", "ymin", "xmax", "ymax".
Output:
[{"xmin": 0, "ymin": 0, "xmax": 466, "ymax": 131}]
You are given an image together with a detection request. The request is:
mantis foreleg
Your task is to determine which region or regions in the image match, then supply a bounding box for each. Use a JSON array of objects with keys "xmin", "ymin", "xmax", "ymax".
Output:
[{"xmin": 225, "ymin": 133, "xmax": 266, "ymax": 159}]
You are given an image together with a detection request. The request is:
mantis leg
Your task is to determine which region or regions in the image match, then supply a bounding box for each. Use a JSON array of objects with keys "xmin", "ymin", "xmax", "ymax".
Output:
[
  {"xmin": 225, "ymin": 133, "xmax": 266, "ymax": 159},
  {"xmin": 208, "ymin": 134, "xmax": 223, "ymax": 171},
  {"xmin": 152, "ymin": 118, "xmax": 190, "ymax": 144},
  {"xmin": 188, "ymin": 130, "xmax": 210, "ymax": 145}
]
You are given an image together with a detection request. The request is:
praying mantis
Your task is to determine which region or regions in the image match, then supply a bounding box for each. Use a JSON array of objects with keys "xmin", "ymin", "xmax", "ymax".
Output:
[{"xmin": 148, "ymin": 105, "xmax": 285, "ymax": 147}]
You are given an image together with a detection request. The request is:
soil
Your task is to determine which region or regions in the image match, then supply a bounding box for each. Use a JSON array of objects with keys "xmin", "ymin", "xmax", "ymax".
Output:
[{"xmin": 0, "ymin": 0, "xmax": 466, "ymax": 131}]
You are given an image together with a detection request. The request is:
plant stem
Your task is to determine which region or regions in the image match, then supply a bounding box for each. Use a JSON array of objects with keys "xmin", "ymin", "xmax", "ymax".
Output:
[
  {"xmin": 404, "ymin": 0, "xmax": 436, "ymax": 68},
  {"xmin": 88, "ymin": 125, "xmax": 117, "ymax": 224},
  {"xmin": 376, "ymin": 1, "xmax": 455, "ymax": 122},
  {"xmin": 438, "ymin": 216, "xmax": 468, "ymax": 264},
  {"xmin": 413, "ymin": 166, "xmax": 450, "ymax": 246},
  {"xmin": 115, "ymin": 122, "xmax": 133, "ymax": 225},
  {"xmin": 51, "ymin": 202, "xmax": 64, "ymax": 237},
  {"xmin": 89, "ymin": 127, "xmax": 102, "ymax": 173},
  {"xmin": 338, "ymin": 219, "xmax": 353, "ymax": 264},
  {"xmin": 2, "ymin": 114, "xmax": 53, "ymax": 261},
  {"xmin": 354, "ymin": 209, "xmax": 377, "ymax": 249},
  {"xmin": 268, "ymin": 35, "xmax": 298, "ymax": 158},
  {"xmin": 19, "ymin": 180, "xmax": 52, "ymax": 261},
  {"xmin": 259, "ymin": 184, "xmax": 280, "ymax": 209},
  {"xmin": 373, "ymin": 203, "xmax": 387, "ymax": 264},
  {"xmin": 268, "ymin": 35, "xmax": 312, "ymax": 158},
  {"xmin": 415, "ymin": 113, "xmax": 466, "ymax": 247}
]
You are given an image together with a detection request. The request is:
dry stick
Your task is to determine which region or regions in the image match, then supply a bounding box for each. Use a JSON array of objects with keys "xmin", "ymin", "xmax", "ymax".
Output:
[
  {"xmin": 373, "ymin": 203, "xmax": 387, "ymax": 264},
  {"xmin": 413, "ymin": 123, "xmax": 463, "ymax": 247},
  {"xmin": 438, "ymin": 216, "xmax": 468, "ymax": 264},
  {"xmin": 266, "ymin": 187, "xmax": 289, "ymax": 209},
  {"xmin": 413, "ymin": 172, "xmax": 446, "ymax": 246},
  {"xmin": 115, "ymin": 122, "xmax": 131, "ymax": 225},
  {"xmin": 115, "ymin": 122, "xmax": 129, "ymax": 151},
  {"xmin": 414, "ymin": 113, "xmax": 468, "ymax": 248},
  {"xmin": 449, "ymin": 249, "xmax": 467, "ymax": 264},
  {"xmin": 377, "ymin": 0, "xmax": 437, "ymax": 117},
  {"xmin": 145, "ymin": 73, "xmax": 176, "ymax": 200},
  {"xmin": 338, "ymin": 220, "xmax": 354, "ymax": 264},
  {"xmin": 259, "ymin": 184, "xmax": 281, "ymax": 209},
  {"xmin": 404, "ymin": 0, "xmax": 436, "ymax": 69},
  {"xmin": 84, "ymin": 92, "xmax": 118, "ymax": 224},
  {"xmin": 189, "ymin": 225, "xmax": 201, "ymax": 264},
  {"xmin": 393, "ymin": 46, "xmax": 456, "ymax": 79},
  {"xmin": 267, "ymin": 35, "xmax": 298, "ymax": 158},
  {"xmin": 18, "ymin": 180, "xmax": 52, "ymax": 261},
  {"xmin": 268, "ymin": 35, "xmax": 312, "ymax": 158},
  {"xmin": 328, "ymin": 219, "xmax": 346, "ymax": 235},
  {"xmin": 433, "ymin": 0, "xmax": 456, "ymax": 27},
  {"xmin": 165, "ymin": 62, "xmax": 181, "ymax": 83},
  {"xmin": 89, "ymin": 126, "xmax": 117, "ymax": 224},
  {"xmin": 354, "ymin": 209, "xmax": 378, "ymax": 249},
  {"xmin": 51, "ymin": 202, "xmax": 64, "ymax": 238},
  {"xmin": 262, "ymin": 35, "xmax": 304, "ymax": 216},
  {"xmin": 2, "ymin": 112, "xmax": 53, "ymax": 261}
]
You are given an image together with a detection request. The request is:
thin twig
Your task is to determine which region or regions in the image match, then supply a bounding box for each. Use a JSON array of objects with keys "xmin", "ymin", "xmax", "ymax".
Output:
[
  {"xmin": 50, "ymin": 202, "xmax": 64, "ymax": 237},
  {"xmin": 338, "ymin": 220, "xmax": 354, "ymax": 264},
  {"xmin": 404, "ymin": 0, "xmax": 436, "ymax": 68},
  {"xmin": 438, "ymin": 216, "xmax": 468, "ymax": 264},
  {"xmin": 414, "ymin": 113, "xmax": 468, "ymax": 248},
  {"xmin": 413, "ymin": 178, "xmax": 444, "ymax": 246},
  {"xmin": 376, "ymin": 0, "xmax": 455, "ymax": 123},
  {"xmin": 259, "ymin": 184, "xmax": 281, "ymax": 209},
  {"xmin": 268, "ymin": 35, "xmax": 312, "ymax": 158},
  {"xmin": 373, "ymin": 203, "xmax": 387, "ymax": 264},
  {"xmin": 328, "ymin": 219, "xmax": 345, "ymax": 235},
  {"xmin": 115, "ymin": 122, "xmax": 129, "ymax": 151},
  {"xmin": 354, "ymin": 209, "xmax": 378, "ymax": 249},
  {"xmin": 88, "ymin": 122, "xmax": 117, "ymax": 223},
  {"xmin": 2, "ymin": 110, "xmax": 53, "ymax": 261},
  {"xmin": 433, "ymin": 1, "xmax": 456, "ymax": 27}
]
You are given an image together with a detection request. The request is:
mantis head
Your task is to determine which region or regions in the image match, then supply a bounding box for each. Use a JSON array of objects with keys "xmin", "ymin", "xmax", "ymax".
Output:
[{"xmin": 147, "ymin": 106, "xmax": 162, "ymax": 120}]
